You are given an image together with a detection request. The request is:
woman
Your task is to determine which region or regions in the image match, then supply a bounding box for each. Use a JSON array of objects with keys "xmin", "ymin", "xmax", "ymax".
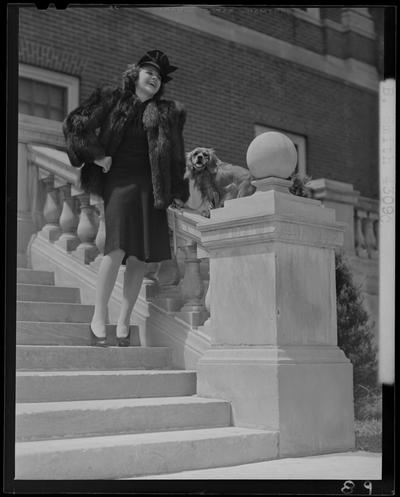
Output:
[{"xmin": 63, "ymin": 50, "xmax": 189, "ymax": 346}]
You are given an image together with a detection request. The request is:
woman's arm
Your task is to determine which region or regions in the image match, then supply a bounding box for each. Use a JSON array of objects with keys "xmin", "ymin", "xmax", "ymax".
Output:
[{"xmin": 62, "ymin": 85, "xmax": 120, "ymax": 168}]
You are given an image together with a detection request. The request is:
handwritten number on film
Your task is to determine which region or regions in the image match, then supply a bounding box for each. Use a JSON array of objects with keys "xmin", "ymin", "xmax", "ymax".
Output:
[
  {"xmin": 341, "ymin": 481, "xmax": 373, "ymax": 494},
  {"xmin": 341, "ymin": 481, "xmax": 355, "ymax": 494},
  {"xmin": 381, "ymin": 179, "xmax": 395, "ymax": 222},
  {"xmin": 364, "ymin": 481, "xmax": 373, "ymax": 495},
  {"xmin": 341, "ymin": 480, "xmax": 372, "ymax": 495}
]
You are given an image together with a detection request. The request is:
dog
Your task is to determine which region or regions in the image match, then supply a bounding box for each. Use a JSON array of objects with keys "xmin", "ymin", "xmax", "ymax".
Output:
[{"xmin": 184, "ymin": 147, "xmax": 256, "ymax": 217}]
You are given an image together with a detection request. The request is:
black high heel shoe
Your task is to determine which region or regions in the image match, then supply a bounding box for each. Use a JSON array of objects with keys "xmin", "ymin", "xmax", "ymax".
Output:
[
  {"xmin": 116, "ymin": 325, "xmax": 131, "ymax": 347},
  {"xmin": 89, "ymin": 325, "xmax": 108, "ymax": 347}
]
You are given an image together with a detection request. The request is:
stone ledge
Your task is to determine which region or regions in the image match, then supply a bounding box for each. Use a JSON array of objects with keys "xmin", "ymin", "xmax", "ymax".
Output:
[
  {"xmin": 198, "ymin": 345, "xmax": 351, "ymax": 365},
  {"xmin": 198, "ymin": 216, "xmax": 345, "ymax": 252}
]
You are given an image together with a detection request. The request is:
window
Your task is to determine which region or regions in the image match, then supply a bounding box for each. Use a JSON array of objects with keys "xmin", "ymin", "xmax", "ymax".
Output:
[
  {"xmin": 254, "ymin": 124, "xmax": 307, "ymax": 177},
  {"xmin": 18, "ymin": 64, "xmax": 79, "ymax": 123},
  {"xmin": 19, "ymin": 78, "xmax": 67, "ymax": 121}
]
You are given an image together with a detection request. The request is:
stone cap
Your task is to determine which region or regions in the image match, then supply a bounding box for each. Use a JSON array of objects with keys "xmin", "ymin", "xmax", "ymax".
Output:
[
  {"xmin": 27, "ymin": 144, "xmax": 80, "ymax": 188},
  {"xmin": 308, "ymin": 178, "xmax": 360, "ymax": 205}
]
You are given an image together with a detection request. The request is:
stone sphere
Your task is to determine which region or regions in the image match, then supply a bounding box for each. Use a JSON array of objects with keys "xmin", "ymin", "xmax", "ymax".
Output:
[{"xmin": 246, "ymin": 132, "xmax": 297, "ymax": 179}]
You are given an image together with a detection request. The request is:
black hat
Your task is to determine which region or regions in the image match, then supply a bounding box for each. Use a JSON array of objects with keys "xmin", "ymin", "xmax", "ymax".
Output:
[{"xmin": 137, "ymin": 50, "xmax": 178, "ymax": 83}]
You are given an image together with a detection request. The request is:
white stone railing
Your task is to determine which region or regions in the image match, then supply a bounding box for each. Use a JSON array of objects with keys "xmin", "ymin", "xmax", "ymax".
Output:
[
  {"xmin": 21, "ymin": 143, "xmax": 379, "ymax": 333},
  {"xmin": 24, "ymin": 144, "xmax": 211, "ymax": 328},
  {"xmin": 27, "ymin": 145, "xmax": 102, "ymax": 265},
  {"xmin": 308, "ymin": 178, "xmax": 379, "ymax": 259},
  {"xmin": 354, "ymin": 196, "xmax": 379, "ymax": 260}
]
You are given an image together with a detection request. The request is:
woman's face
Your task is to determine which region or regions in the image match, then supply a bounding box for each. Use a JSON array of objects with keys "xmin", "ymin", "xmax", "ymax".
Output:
[{"xmin": 136, "ymin": 65, "xmax": 162, "ymax": 99}]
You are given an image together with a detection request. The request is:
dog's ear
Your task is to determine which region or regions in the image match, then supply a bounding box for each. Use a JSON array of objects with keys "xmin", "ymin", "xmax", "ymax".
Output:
[
  {"xmin": 186, "ymin": 151, "xmax": 195, "ymax": 167},
  {"xmin": 207, "ymin": 150, "xmax": 219, "ymax": 174}
]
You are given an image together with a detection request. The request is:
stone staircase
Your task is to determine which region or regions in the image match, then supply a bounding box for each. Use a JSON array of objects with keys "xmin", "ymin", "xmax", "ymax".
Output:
[{"xmin": 15, "ymin": 265, "xmax": 278, "ymax": 479}]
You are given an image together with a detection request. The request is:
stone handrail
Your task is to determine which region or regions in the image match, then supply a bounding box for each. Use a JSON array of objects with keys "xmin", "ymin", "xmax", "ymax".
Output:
[
  {"xmin": 25, "ymin": 144, "xmax": 211, "ymax": 328},
  {"xmin": 307, "ymin": 178, "xmax": 379, "ymax": 259}
]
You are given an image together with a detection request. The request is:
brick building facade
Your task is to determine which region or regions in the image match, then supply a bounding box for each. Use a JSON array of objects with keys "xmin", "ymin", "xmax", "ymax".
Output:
[{"xmin": 18, "ymin": 6, "xmax": 381, "ymax": 199}]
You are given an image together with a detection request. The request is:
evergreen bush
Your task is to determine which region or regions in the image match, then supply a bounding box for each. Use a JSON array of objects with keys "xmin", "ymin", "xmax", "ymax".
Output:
[{"xmin": 335, "ymin": 250, "xmax": 379, "ymax": 398}]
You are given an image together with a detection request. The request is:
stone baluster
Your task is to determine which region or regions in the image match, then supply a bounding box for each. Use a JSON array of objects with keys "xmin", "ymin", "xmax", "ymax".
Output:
[
  {"xmin": 354, "ymin": 208, "xmax": 368, "ymax": 258},
  {"xmin": 178, "ymin": 241, "xmax": 209, "ymax": 327},
  {"xmin": 92, "ymin": 197, "xmax": 106, "ymax": 255},
  {"xmin": 204, "ymin": 281, "xmax": 211, "ymax": 315},
  {"xmin": 200, "ymin": 278, "xmax": 212, "ymax": 336},
  {"xmin": 372, "ymin": 213, "xmax": 379, "ymax": 252},
  {"xmin": 157, "ymin": 227, "xmax": 183, "ymax": 287},
  {"xmin": 55, "ymin": 184, "xmax": 80, "ymax": 252},
  {"xmin": 366, "ymin": 212, "xmax": 379, "ymax": 259},
  {"xmin": 29, "ymin": 163, "xmax": 46, "ymax": 232},
  {"xmin": 72, "ymin": 193, "xmax": 99, "ymax": 264},
  {"xmin": 18, "ymin": 145, "xmax": 38, "ymax": 264},
  {"xmin": 38, "ymin": 174, "xmax": 62, "ymax": 242},
  {"xmin": 89, "ymin": 196, "xmax": 106, "ymax": 271},
  {"xmin": 141, "ymin": 262, "xmax": 160, "ymax": 299}
]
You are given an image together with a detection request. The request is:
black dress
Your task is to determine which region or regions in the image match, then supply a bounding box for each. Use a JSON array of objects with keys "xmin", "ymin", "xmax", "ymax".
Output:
[{"xmin": 102, "ymin": 99, "xmax": 172, "ymax": 265}]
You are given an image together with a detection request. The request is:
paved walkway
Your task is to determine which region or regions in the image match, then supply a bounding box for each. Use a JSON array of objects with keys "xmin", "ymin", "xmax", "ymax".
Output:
[{"xmin": 124, "ymin": 451, "xmax": 382, "ymax": 480}]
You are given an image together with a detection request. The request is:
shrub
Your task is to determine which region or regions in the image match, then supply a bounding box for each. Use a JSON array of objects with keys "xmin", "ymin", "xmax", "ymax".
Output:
[
  {"xmin": 335, "ymin": 250, "xmax": 379, "ymax": 398},
  {"xmin": 288, "ymin": 172, "xmax": 313, "ymax": 198},
  {"xmin": 354, "ymin": 419, "xmax": 382, "ymax": 452}
]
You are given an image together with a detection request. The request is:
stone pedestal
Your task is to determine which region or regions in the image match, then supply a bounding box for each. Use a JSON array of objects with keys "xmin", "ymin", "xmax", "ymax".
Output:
[
  {"xmin": 196, "ymin": 186, "xmax": 355, "ymax": 457},
  {"xmin": 308, "ymin": 178, "xmax": 360, "ymax": 254}
]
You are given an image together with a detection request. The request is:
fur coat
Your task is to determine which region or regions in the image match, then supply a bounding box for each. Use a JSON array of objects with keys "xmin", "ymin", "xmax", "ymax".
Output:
[{"xmin": 62, "ymin": 85, "xmax": 189, "ymax": 209}]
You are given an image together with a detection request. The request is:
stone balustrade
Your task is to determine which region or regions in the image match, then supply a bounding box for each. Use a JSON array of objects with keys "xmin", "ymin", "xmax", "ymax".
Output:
[
  {"xmin": 21, "ymin": 141, "xmax": 378, "ymax": 337},
  {"xmin": 307, "ymin": 178, "xmax": 379, "ymax": 259},
  {"xmin": 354, "ymin": 196, "xmax": 379, "ymax": 260},
  {"xmin": 23, "ymin": 144, "xmax": 211, "ymax": 329}
]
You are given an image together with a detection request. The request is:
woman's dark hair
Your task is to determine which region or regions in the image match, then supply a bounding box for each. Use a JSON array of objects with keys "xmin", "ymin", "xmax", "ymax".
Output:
[{"xmin": 122, "ymin": 63, "xmax": 165, "ymax": 99}]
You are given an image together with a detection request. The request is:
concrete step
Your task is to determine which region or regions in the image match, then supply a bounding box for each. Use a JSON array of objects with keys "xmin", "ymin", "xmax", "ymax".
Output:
[
  {"xmin": 15, "ymin": 426, "xmax": 278, "ymax": 479},
  {"xmin": 16, "ymin": 322, "xmax": 140, "ymax": 346},
  {"xmin": 17, "ymin": 268, "xmax": 55, "ymax": 286},
  {"xmin": 17, "ymin": 301, "xmax": 94, "ymax": 323},
  {"xmin": 16, "ymin": 396, "xmax": 231, "ymax": 441},
  {"xmin": 16, "ymin": 345, "xmax": 171, "ymax": 371},
  {"xmin": 17, "ymin": 284, "xmax": 81, "ymax": 303},
  {"xmin": 124, "ymin": 451, "xmax": 383, "ymax": 481},
  {"xmin": 16, "ymin": 370, "xmax": 197, "ymax": 402}
]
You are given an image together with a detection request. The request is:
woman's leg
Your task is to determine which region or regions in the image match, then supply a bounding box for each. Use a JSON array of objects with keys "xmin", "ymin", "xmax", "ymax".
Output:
[
  {"xmin": 116, "ymin": 256, "xmax": 147, "ymax": 337},
  {"xmin": 91, "ymin": 248, "xmax": 125, "ymax": 337}
]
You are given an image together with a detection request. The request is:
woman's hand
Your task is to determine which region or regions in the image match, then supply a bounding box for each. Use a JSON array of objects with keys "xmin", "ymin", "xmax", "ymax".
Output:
[
  {"xmin": 171, "ymin": 198, "xmax": 185, "ymax": 209},
  {"xmin": 94, "ymin": 156, "xmax": 112, "ymax": 173}
]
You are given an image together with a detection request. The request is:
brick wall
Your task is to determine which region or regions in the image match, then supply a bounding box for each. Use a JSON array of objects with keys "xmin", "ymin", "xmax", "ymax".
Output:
[
  {"xmin": 320, "ymin": 8, "xmax": 343, "ymax": 23},
  {"xmin": 18, "ymin": 6, "xmax": 379, "ymax": 199},
  {"xmin": 205, "ymin": 6, "xmax": 377, "ymax": 65}
]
